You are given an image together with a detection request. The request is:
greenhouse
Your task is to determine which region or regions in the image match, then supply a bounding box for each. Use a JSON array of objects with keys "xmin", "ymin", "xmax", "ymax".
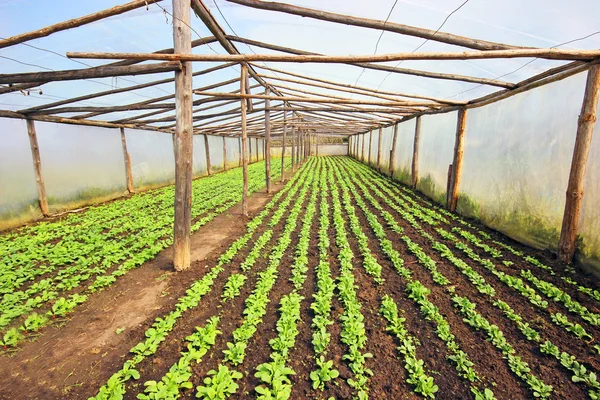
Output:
[{"xmin": 1, "ymin": 0, "xmax": 599, "ymax": 399}]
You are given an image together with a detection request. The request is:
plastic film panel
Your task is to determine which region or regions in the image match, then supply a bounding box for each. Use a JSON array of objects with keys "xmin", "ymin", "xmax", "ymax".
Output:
[
  {"xmin": 225, "ymin": 137, "xmax": 240, "ymax": 168},
  {"xmin": 36, "ymin": 122, "xmax": 127, "ymax": 213},
  {"xmin": 459, "ymin": 72, "xmax": 586, "ymax": 251},
  {"xmin": 207, "ymin": 135, "xmax": 224, "ymax": 172},
  {"xmin": 392, "ymin": 119, "xmax": 416, "ymax": 185},
  {"xmin": 379, "ymin": 126, "xmax": 393, "ymax": 173},
  {"xmin": 192, "ymin": 134, "xmax": 208, "ymax": 177},
  {"xmin": 0, "ymin": 118, "xmax": 42, "ymax": 229},
  {"xmin": 125, "ymin": 128, "xmax": 175, "ymax": 190},
  {"xmin": 416, "ymin": 112, "xmax": 457, "ymax": 204}
]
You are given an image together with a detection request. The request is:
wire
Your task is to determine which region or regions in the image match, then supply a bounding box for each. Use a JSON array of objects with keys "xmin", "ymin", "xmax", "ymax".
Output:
[
  {"xmin": 446, "ymin": 29, "xmax": 600, "ymax": 100},
  {"xmin": 375, "ymin": 0, "xmax": 470, "ymax": 91},
  {"xmin": 353, "ymin": 0, "xmax": 400, "ymax": 89}
]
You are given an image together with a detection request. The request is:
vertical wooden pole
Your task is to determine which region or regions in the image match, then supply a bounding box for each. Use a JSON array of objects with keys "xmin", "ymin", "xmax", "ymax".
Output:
[
  {"xmin": 281, "ymin": 110, "xmax": 287, "ymax": 182},
  {"xmin": 368, "ymin": 130, "xmax": 373, "ymax": 165},
  {"xmin": 361, "ymin": 132, "xmax": 366, "ymax": 162},
  {"xmin": 255, "ymin": 137, "xmax": 259, "ymax": 162},
  {"xmin": 238, "ymin": 136, "xmax": 242, "ymax": 167},
  {"xmin": 249, "ymin": 135, "xmax": 253, "ymax": 164},
  {"xmin": 119, "ymin": 127, "xmax": 134, "ymax": 193},
  {"xmin": 265, "ymin": 87, "xmax": 272, "ymax": 193},
  {"xmin": 316, "ymin": 134, "xmax": 320, "ymax": 157},
  {"xmin": 240, "ymin": 64, "xmax": 249, "ymax": 216},
  {"xmin": 377, "ymin": 127, "xmax": 383, "ymax": 172},
  {"xmin": 411, "ymin": 116, "xmax": 422, "ymax": 189},
  {"xmin": 291, "ymin": 124, "xmax": 296, "ymax": 170},
  {"xmin": 389, "ymin": 123, "xmax": 399, "ymax": 176},
  {"xmin": 172, "ymin": 0, "xmax": 193, "ymax": 271},
  {"xmin": 448, "ymin": 108, "xmax": 467, "ymax": 211},
  {"xmin": 222, "ymin": 136, "xmax": 227, "ymax": 171},
  {"xmin": 558, "ymin": 65, "xmax": 600, "ymax": 263},
  {"xmin": 204, "ymin": 134, "xmax": 212, "ymax": 175},
  {"xmin": 26, "ymin": 119, "xmax": 49, "ymax": 217}
]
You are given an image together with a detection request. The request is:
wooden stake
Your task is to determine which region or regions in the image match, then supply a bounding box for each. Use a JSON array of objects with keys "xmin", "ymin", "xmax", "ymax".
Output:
[
  {"xmin": 255, "ymin": 137, "xmax": 259, "ymax": 162},
  {"xmin": 411, "ymin": 116, "xmax": 421, "ymax": 189},
  {"xmin": 377, "ymin": 127, "xmax": 383, "ymax": 171},
  {"xmin": 281, "ymin": 110, "xmax": 287, "ymax": 182},
  {"xmin": 238, "ymin": 136, "xmax": 242, "ymax": 167},
  {"xmin": 389, "ymin": 123, "xmax": 399, "ymax": 176},
  {"xmin": 172, "ymin": 0, "xmax": 193, "ymax": 272},
  {"xmin": 368, "ymin": 130, "xmax": 373, "ymax": 165},
  {"xmin": 448, "ymin": 108, "xmax": 467, "ymax": 211},
  {"xmin": 558, "ymin": 64, "xmax": 600, "ymax": 263},
  {"xmin": 120, "ymin": 127, "xmax": 135, "ymax": 193},
  {"xmin": 25, "ymin": 119, "xmax": 49, "ymax": 217},
  {"xmin": 291, "ymin": 124, "xmax": 296, "ymax": 170},
  {"xmin": 241, "ymin": 64, "xmax": 249, "ymax": 216},
  {"xmin": 222, "ymin": 136, "xmax": 227, "ymax": 171},
  {"xmin": 204, "ymin": 134, "xmax": 212, "ymax": 175},
  {"xmin": 249, "ymin": 134, "xmax": 253, "ymax": 163},
  {"xmin": 361, "ymin": 132, "xmax": 366, "ymax": 162},
  {"xmin": 265, "ymin": 88, "xmax": 272, "ymax": 193}
]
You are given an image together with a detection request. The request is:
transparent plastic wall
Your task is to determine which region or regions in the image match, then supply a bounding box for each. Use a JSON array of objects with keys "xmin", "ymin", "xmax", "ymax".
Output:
[
  {"xmin": 125, "ymin": 128, "xmax": 175, "ymax": 190},
  {"xmin": 391, "ymin": 119, "xmax": 416, "ymax": 185},
  {"xmin": 207, "ymin": 135, "xmax": 224, "ymax": 172},
  {"xmin": 317, "ymin": 144, "xmax": 348, "ymax": 156},
  {"xmin": 36, "ymin": 122, "xmax": 127, "ymax": 213},
  {"xmin": 0, "ymin": 118, "xmax": 42, "ymax": 229},
  {"xmin": 379, "ymin": 126, "xmax": 394, "ymax": 173},
  {"xmin": 192, "ymin": 135, "xmax": 208, "ymax": 177},
  {"xmin": 366, "ymin": 130, "xmax": 378, "ymax": 167},
  {"xmin": 416, "ymin": 112, "xmax": 457, "ymax": 204},
  {"xmin": 578, "ymin": 99, "xmax": 600, "ymax": 272},
  {"xmin": 225, "ymin": 137, "xmax": 240, "ymax": 168},
  {"xmin": 460, "ymin": 72, "xmax": 586, "ymax": 251}
]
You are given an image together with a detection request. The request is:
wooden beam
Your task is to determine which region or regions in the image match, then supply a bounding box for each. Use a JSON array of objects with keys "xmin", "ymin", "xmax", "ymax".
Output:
[
  {"xmin": 0, "ymin": 62, "xmax": 181, "ymax": 84},
  {"xmin": 389, "ymin": 124, "xmax": 399, "ymax": 176},
  {"xmin": 265, "ymin": 87, "xmax": 272, "ymax": 193},
  {"xmin": 120, "ymin": 127, "xmax": 135, "ymax": 193},
  {"xmin": 377, "ymin": 127, "xmax": 383, "ymax": 172},
  {"xmin": 448, "ymin": 109, "xmax": 467, "ymax": 211},
  {"xmin": 558, "ymin": 64, "xmax": 600, "ymax": 263},
  {"xmin": 25, "ymin": 119, "xmax": 49, "ymax": 217},
  {"xmin": 225, "ymin": 0, "xmax": 522, "ymax": 51},
  {"xmin": 172, "ymin": 0, "xmax": 193, "ymax": 272},
  {"xmin": 411, "ymin": 116, "xmax": 421, "ymax": 189},
  {"xmin": 241, "ymin": 64, "xmax": 249, "ymax": 216},
  {"xmin": 69, "ymin": 48, "xmax": 600, "ymax": 63},
  {"xmin": 0, "ymin": 0, "xmax": 163, "ymax": 49},
  {"xmin": 281, "ymin": 110, "xmax": 287, "ymax": 182},
  {"xmin": 204, "ymin": 134, "xmax": 212, "ymax": 175},
  {"xmin": 222, "ymin": 136, "xmax": 227, "ymax": 171},
  {"xmin": 226, "ymin": 35, "xmax": 514, "ymax": 89}
]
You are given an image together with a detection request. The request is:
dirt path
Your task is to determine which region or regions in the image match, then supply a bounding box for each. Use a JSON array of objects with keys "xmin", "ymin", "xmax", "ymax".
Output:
[{"xmin": 0, "ymin": 180, "xmax": 290, "ymax": 400}]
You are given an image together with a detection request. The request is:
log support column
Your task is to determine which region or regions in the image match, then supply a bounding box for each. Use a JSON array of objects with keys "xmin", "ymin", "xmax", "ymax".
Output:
[
  {"xmin": 120, "ymin": 127, "xmax": 135, "ymax": 193},
  {"xmin": 222, "ymin": 136, "xmax": 227, "ymax": 171},
  {"xmin": 291, "ymin": 124, "xmax": 296, "ymax": 170},
  {"xmin": 26, "ymin": 119, "xmax": 49, "ymax": 216},
  {"xmin": 204, "ymin": 134, "xmax": 212, "ymax": 175},
  {"xmin": 265, "ymin": 88, "xmax": 272, "ymax": 193},
  {"xmin": 389, "ymin": 123, "xmax": 399, "ymax": 176},
  {"xmin": 377, "ymin": 127, "xmax": 383, "ymax": 172},
  {"xmin": 448, "ymin": 108, "xmax": 467, "ymax": 211},
  {"xmin": 172, "ymin": 0, "xmax": 193, "ymax": 271},
  {"xmin": 361, "ymin": 132, "xmax": 366, "ymax": 162},
  {"xmin": 558, "ymin": 65, "xmax": 600, "ymax": 263},
  {"xmin": 368, "ymin": 130, "xmax": 373, "ymax": 165},
  {"xmin": 281, "ymin": 110, "xmax": 287, "ymax": 182},
  {"xmin": 240, "ymin": 64, "xmax": 249, "ymax": 216},
  {"xmin": 411, "ymin": 116, "xmax": 421, "ymax": 189}
]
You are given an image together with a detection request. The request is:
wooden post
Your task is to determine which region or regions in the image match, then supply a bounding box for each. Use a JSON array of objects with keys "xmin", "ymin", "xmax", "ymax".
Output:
[
  {"xmin": 361, "ymin": 132, "xmax": 366, "ymax": 162},
  {"xmin": 26, "ymin": 119, "xmax": 49, "ymax": 217},
  {"xmin": 367, "ymin": 131, "xmax": 373, "ymax": 165},
  {"xmin": 204, "ymin": 134, "xmax": 212, "ymax": 175},
  {"xmin": 316, "ymin": 134, "xmax": 319, "ymax": 156},
  {"xmin": 241, "ymin": 64, "xmax": 249, "ymax": 216},
  {"xmin": 389, "ymin": 123, "xmax": 399, "ymax": 176},
  {"xmin": 411, "ymin": 116, "xmax": 421, "ymax": 189},
  {"xmin": 446, "ymin": 164, "xmax": 453, "ymax": 205},
  {"xmin": 281, "ymin": 110, "xmax": 287, "ymax": 182},
  {"xmin": 291, "ymin": 124, "xmax": 296, "ymax": 170},
  {"xmin": 265, "ymin": 87, "xmax": 272, "ymax": 193},
  {"xmin": 249, "ymin": 134, "xmax": 253, "ymax": 164},
  {"xmin": 120, "ymin": 127, "xmax": 134, "ymax": 193},
  {"xmin": 377, "ymin": 127, "xmax": 383, "ymax": 172},
  {"xmin": 558, "ymin": 65, "xmax": 600, "ymax": 263},
  {"xmin": 238, "ymin": 136, "xmax": 242, "ymax": 167},
  {"xmin": 448, "ymin": 108, "xmax": 467, "ymax": 211},
  {"xmin": 172, "ymin": 0, "xmax": 193, "ymax": 271},
  {"xmin": 255, "ymin": 137, "xmax": 259, "ymax": 162},
  {"xmin": 222, "ymin": 136, "xmax": 227, "ymax": 171}
]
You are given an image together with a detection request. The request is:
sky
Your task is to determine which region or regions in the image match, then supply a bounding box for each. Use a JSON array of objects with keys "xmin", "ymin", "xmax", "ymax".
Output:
[{"xmin": 1, "ymin": 0, "xmax": 599, "ymax": 123}]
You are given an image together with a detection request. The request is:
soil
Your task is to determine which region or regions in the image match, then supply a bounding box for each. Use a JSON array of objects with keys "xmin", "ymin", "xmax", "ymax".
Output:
[{"xmin": 2, "ymin": 157, "xmax": 599, "ymax": 400}]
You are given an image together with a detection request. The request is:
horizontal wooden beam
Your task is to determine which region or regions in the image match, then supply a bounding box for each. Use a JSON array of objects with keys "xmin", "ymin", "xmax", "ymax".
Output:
[
  {"xmin": 0, "ymin": 62, "xmax": 181, "ymax": 84},
  {"xmin": 68, "ymin": 48, "xmax": 600, "ymax": 63}
]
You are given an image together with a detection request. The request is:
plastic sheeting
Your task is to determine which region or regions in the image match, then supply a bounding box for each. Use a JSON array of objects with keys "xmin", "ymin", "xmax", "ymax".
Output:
[
  {"xmin": 0, "ymin": 118, "xmax": 42, "ymax": 230},
  {"xmin": 379, "ymin": 126, "xmax": 394, "ymax": 173},
  {"xmin": 192, "ymin": 135, "xmax": 208, "ymax": 177},
  {"xmin": 416, "ymin": 112, "xmax": 457, "ymax": 205},
  {"xmin": 391, "ymin": 119, "xmax": 416, "ymax": 185},
  {"xmin": 225, "ymin": 137, "xmax": 240, "ymax": 168},
  {"xmin": 459, "ymin": 73, "xmax": 586, "ymax": 251},
  {"xmin": 316, "ymin": 144, "xmax": 348, "ymax": 156},
  {"xmin": 35, "ymin": 122, "xmax": 127, "ymax": 213},
  {"xmin": 578, "ymin": 100, "xmax": 600, "ymax": 271},
  {"xmin": 125, "ymin": 128, "xmax": 175, "ymax": 190}
]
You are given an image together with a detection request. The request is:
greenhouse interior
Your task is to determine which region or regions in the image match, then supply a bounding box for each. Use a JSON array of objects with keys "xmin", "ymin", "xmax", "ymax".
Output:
[{"xmin": 1, "ymin": 0, "xmax": 600, "ymax": 399}]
